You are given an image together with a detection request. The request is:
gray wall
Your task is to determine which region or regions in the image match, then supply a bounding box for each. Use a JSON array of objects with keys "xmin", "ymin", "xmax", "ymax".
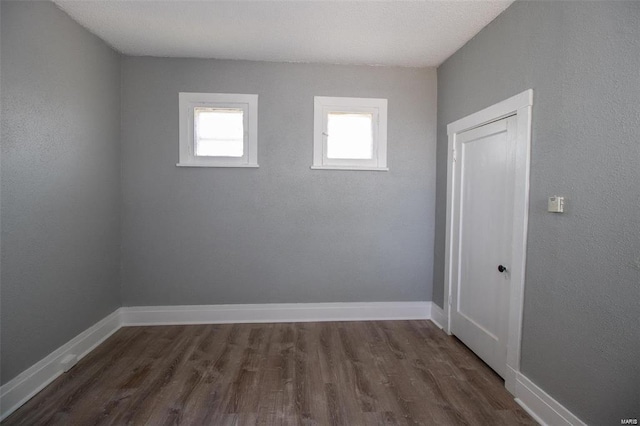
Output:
[
  {"xmin": 434, "ymin": 1, "xmax": 640, "ymax": 424},
  {"xmin": 121, "ymin": 57, "xmax": 436, "ymax": 306},
  {"xmin": 1, "ymin": 2, "xmax": 121, "ymax": 384}
]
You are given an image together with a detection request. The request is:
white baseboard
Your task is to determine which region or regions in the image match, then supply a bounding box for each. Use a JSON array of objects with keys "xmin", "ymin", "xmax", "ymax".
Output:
[
  {"xmin": 2, "ymin": 301, "xmax": 586, "ymax": 426},
  {"xmin": 430, "ymin": 302, "xmax": 446, "ymax": 330},
  {"xmin": 515, "ymin": 372, "xmax": 586, "ymax": 426},
  {"xmin": 0, "ymin": 302, "xmax": 431, "ymax": 419},
  {"xmin": 0, "ymin": 309, "xmax": 122, "ymax": 421},
  {"xmin": 120, "ymin": 301, "xmax": 432, "ymax": 326},
  {"xmin": 427, "ymin": 306, "xmax": 585, "ymax": 425}
]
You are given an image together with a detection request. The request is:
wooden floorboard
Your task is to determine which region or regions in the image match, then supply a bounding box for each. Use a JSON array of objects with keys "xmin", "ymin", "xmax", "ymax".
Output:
[{"xmin": 3, "ymin": 321, "xmax": 535, "ymax": 425}]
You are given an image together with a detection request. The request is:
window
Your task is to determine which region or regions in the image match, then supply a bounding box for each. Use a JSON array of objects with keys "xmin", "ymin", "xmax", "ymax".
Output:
[
  {"xmin": 312, "ymin": 96, "xmax": 388, "ymax": 171},
  {"xmin": 178, "ymin": 93, "xmax": 258, "ymax": 167}
]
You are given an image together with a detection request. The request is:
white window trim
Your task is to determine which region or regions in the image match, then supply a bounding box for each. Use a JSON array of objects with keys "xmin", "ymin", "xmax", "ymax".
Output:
[
  {"xmin": 312, "ymin": 96, "xmax": 388, "ymax": 171},
  {"xmin": 177, "ymin": 92, "xmax": 259, "ymax": 168}
]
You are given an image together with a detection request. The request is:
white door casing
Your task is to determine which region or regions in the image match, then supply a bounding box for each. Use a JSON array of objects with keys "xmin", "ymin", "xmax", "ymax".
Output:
[{"xmin": 444, "ymin": 90, "xmax": 533, "ymax": 394}]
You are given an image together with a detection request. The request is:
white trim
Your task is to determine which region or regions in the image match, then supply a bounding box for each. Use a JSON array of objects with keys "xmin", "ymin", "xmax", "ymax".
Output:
[
  {"xmin": 120, "ymin": 302, "xmax": 431, "ymax": 326},
  {"xmin": 1, "ymin": 302, "xmax": 431, "ymax": 419},
  {"xmin": 443, "ymin": 89, "xmax": 533, "ymax": 393},
  {"xmin": 310, "ymin": 166, "xmax": 388, "ymax": 172},
  {"xmin": 1, "ymin": 301, "xmax": 587, "ymax": 426},
  {"xmin": 429, "ymin": 303, "xmax": 446, "ymax": 329},
  {"xmin": 515, "ymin": 373, "xmax": 587, "ymax": 426},
  {"xmin": 313, "ymin": 96, "xmax": 388, "ymax": 170},
  {"xmin": 178, "ymin": 92, "xmax": 259, "ymax": 168},
  {"xmin": 176, "ymin": 163, "xmax": 259, "ymax": 168},
  {"xmin": 447, "ymin": 90, "xmax": 533, "ymax": 135},
  {"xmin": 0, "ymin": 309, "xmax": 122, "ymax": 421}
]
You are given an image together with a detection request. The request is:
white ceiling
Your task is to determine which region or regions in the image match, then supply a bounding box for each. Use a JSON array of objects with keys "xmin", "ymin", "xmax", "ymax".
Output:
[{"xmin": 54, "ymin": 0, "xmax": 514, "ymax": 68}]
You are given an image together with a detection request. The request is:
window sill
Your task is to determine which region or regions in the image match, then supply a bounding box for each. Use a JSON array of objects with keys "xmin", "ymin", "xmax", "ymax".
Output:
[
  {"xmin": 310, "ymin": 165, "xmax": 389, "ymax": 172},
  {"xmin": 176, "ymin": 163, "xmax": 259, "ymax": 168}
]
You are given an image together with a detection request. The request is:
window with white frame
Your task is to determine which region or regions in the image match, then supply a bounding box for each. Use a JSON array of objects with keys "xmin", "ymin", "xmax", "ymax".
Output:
[
  {"xmin": 312, "ymin": 96, "xmax": 388, "ymax": 171},
  {"xmin": 177, "ymin": 92, "xmax": 258, "ymax": 167}
]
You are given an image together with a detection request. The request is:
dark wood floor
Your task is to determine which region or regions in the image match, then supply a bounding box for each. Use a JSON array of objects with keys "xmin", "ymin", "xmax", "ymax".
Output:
[{"xmin": 3, "ymin": 321, "xmax": 535, "ymax": 425}]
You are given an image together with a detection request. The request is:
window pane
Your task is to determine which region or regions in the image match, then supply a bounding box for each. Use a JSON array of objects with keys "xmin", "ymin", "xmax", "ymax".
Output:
[
  {"xmin": 195, "ymin": 107, "xmax": 244, "ymax": 157},
  {"xmin": 326, "ymin": 112, "xmax": 373, "ymax": 160}
]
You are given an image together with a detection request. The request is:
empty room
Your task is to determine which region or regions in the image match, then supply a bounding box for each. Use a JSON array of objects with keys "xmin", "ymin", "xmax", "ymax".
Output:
[{"xmin": 1, "ymin": 0, "xmax": 638, "ymax": 425}]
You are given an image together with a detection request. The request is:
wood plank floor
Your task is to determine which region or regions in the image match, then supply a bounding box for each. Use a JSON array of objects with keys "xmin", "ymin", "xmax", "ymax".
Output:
[{"xmin": 3, "ymin": 321, "xmax": 535, "ymax": 425}]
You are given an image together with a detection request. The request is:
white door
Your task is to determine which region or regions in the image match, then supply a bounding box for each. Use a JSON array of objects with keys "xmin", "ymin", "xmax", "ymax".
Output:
[{"xmin": 450, "ymin": 115, "xmax": 517, "ymax": 378}]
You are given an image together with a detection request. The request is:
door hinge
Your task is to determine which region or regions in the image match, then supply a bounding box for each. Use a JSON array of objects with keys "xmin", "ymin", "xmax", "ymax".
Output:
[{"xmin": 452, "ymin": 147, "xmax": 457, "ymax": 163}]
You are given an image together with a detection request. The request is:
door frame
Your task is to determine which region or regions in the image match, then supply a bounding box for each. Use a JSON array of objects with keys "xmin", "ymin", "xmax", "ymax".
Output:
[{"xmin": 443, "ymin": 90, "xmax": 533, "ymax": 394}]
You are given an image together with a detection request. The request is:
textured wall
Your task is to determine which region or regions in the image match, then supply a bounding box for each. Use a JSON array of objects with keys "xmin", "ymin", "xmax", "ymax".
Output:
[
  {"xmin": 435, "ymin": 1, "xmax": 640, "ymax": 424},
  {"xmin": 0, "ymin": 1, "xmax": 121, "ymax": 384},
  {"xmin": 121, "ymin": 57, "xmax": 436, "ymax": 306}
]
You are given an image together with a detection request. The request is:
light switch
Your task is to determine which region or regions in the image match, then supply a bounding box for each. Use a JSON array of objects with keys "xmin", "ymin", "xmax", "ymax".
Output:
[{"xmin": 548, "ymin": 196, "xmax": 565, "ymax": 213}]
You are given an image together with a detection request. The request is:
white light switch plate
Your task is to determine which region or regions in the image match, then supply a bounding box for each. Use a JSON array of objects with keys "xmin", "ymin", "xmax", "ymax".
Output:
[{"xmin": 548, "ymin": 196, "xmax": 564, "ymax": 213}]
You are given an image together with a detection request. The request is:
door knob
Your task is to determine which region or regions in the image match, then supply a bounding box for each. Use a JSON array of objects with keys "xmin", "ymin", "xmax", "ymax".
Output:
[{"xmin": 498, "ymin": 265, "xmax": 507, "ymax": 273}]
